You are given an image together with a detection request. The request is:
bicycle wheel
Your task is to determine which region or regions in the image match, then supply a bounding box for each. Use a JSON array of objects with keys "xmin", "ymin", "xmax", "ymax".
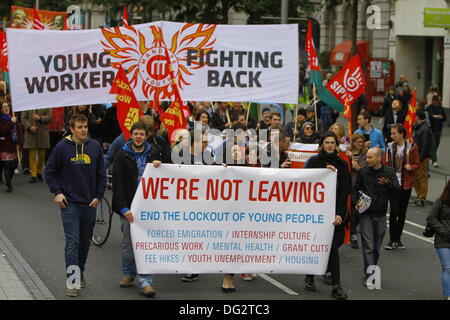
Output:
[{"xmin": 92, "ymin": 197, "xmax": 113, "ymax": 247}]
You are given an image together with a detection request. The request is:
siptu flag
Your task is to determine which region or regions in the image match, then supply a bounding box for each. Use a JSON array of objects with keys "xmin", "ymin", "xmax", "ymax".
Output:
[
  {"xmin": 32, "ymin": 7, "xmax": 45, "ymax": 30},
  {"xmin": 123, "ymin": 5, "xmax": 129, "ymax": 26},
  {"xmin": 0, "ymin": 31, "xmax": 8, "ymax": 72},
  {"xmin": 326, "ymin": 54, "xmax": 366, "ymax": 106},
  {"xmin": 404, "ymin": 89, "xmax": 417, "ymax": 143},
  {"xmin": 305, "ymin": 20, "xmax": 343, "ymax": 112},
  {"xmin": 109, "ymin": 65, "xmax": 143, "ymax": 141}
]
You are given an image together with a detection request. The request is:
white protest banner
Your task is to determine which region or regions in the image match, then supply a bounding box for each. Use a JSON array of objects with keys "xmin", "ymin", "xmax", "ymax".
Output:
[
  {"xmin": 130, "ymin": 164, "xmax": 336, "ymax": 275},
  {"xmin": 289, "ymin": 143, "xmax": 319, "ymax": 168},
  {"xmin": 7, "ymin": 21, "xmax": 298, "ymax": 111}
]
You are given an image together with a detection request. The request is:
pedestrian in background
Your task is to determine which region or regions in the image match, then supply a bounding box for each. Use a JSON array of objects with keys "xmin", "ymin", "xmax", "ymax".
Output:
[
  {"xmin": 21, "ymin": 108, "xmax": 52, "ymax": 183},
  {"xmin": 426, "ymin": 96, "xmax": 447, "ymax": 167},
  {"xmin": 383, "ymin": 124, "xmax": 420, "ymax": 250},
  {"xmin": 426, "ymin": 180, "xmax": 450, "ymax": 300},
  {"xmin": 0, "ymin": 102, "xmax": 24, "ymax": 192}
]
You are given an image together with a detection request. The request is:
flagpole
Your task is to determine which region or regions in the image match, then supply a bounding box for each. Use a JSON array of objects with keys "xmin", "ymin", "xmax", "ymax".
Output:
[
  {"xmin": 2, "ymin": 17, "xmax": 7, "ymax": 103},
  {"xmin": 246, "ymin": 102, "xmax": 251, "ymax": 123},
  {"xmin": 293, "ymin": 103, "xmax": 299, "ymax": 142},
  {"xmin": 313, "ymin": 83, "xmax": 318, "ymax": 132}
]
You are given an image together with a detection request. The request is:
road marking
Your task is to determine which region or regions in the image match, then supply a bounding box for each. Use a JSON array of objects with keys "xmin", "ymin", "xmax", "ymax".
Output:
[
  {"xmin": 386, "ymin": 214, "xmax": 426, "ymax": 229},
  {"xmin": 402, "ymin": 230, "xmax": 434, "ymax": 244},
  {"xmin": 257, "ymin": 273, "xmax": 299, "ymax": 295}
]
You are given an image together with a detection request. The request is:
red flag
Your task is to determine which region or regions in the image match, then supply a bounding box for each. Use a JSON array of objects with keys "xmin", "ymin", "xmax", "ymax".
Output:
[
  {"xmin": 110, "ymin": 65, "xmax": 143, "ymax": 140},
  {"xmin": 32, "ymin": 7, "xmax": 45, "ymax": 30},
  {"xmin": 326, "ymin": 54, "xmax": 365, "ymax": 106},
  {"xmin": 306, "ymin": 20, "xmax": 320, "ymax": 72},
  {"xmin": 123, "ymin": 5, "xmax": 128, "ymax": 26},
  {"xmin": 158, "ymin": 44, "xmax": 190, "ymax": 142},
  {"xmin": 404, "ymin": 89, "xmax": 417, "ymax": 143},
  {"xmin": 0, "ymin": 32, "xmax": 8, "ymax": 72}
]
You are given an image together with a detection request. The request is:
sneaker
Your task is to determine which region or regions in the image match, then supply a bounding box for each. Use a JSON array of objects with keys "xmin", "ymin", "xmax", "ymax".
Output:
[
  {"xmin": 240, "ymin": 274, "xmax": 253, "ymax": 281},
  {"xmin": 411, "ymin": 200, "xmax": 425, "ymax": 207},
  {"xmin": 181, "ymin": 274, "xmax": 199, "ymax": 282},
  {"xmin": 28, "ymin": 177, "xmax": 37, "ymax": 183},
  {"xmin": 304, "ymin": 276, "xmax": 316, "ymax": 292},
  {"xmin": 396, "ymin": 241, "xmax": 406, "ymax": 250},
  {"xmin": 66, "ymin": 287, "xmax": 79, "ymax": 297},
  {"xmin": 119, "ymin": 277, "xmax": 135, "ymax": 288},
  {"xmin": 80, "ymin": 273, "xmax": 87, "ymax": 288},
  {"xmin": 141, "ymin": 285, "xmax": 156, "ymax": 297},
  {"xmin": 433, "ymin": 162, "xmax": 438, "ymax": 167},
  {"xmin": 384, "ymin": 241, "xmax": 397, "ymax": 250},
  {"xmin": 323, "ymin": 273, "xmax": 332, "ymax": 285},
  {"xmin": 331, "ymin": 287, "xmax": 348, "ymax": 300},
  {"xmin": 37, "ymin": 174, "xmax": 43, "ymax": 182}
]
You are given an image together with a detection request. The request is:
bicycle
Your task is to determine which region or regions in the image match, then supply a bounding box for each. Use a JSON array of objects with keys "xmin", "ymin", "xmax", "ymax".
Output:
[{"xmin": 92, "ymin": 195, "xmax": 113, "ymax": 246}]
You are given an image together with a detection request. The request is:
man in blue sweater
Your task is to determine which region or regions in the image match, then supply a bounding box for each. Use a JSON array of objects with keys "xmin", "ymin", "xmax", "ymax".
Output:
[
  {"xmin": 45, "ymin": 114, "xmax": 106, "ymax": 297},
  {"xmin": 355, "ymin": 111, "xmax": 385, "ymax": 150}
]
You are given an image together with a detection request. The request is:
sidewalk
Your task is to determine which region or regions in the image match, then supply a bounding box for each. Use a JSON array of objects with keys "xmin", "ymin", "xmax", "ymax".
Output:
[{"xmin": 0, "ymin": 228, "xmax": 54, "ymax": 300}]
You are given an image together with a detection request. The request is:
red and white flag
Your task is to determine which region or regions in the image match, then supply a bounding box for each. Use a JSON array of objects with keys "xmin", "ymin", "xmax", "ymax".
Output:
[
  {"xmin": 0, "ymin": 32, "xmax": 8, "ymax": 72},
  {"xmin": 305, "ymin": 20, "xmax": 320, "ymax": 72},
  {"xmin": 404, "ymin": 89, "xmax": 417, "ymax": 143},
  {"xmin": 326, "ymin": 54, "xmax": 366, "ymax": 106},
  {"xmin": 123, "ymin": 5, "xmax": 129, "ymax": 26},
  {"xmin": 32, "ymin": 7, "xmax": 45, "ymax": 30}
]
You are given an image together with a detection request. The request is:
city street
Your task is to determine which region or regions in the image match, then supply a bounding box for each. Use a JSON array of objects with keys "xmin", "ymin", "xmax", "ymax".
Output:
[{"xmin": 0, "ymin": 119, "xmax": 448, "ymax": 301}]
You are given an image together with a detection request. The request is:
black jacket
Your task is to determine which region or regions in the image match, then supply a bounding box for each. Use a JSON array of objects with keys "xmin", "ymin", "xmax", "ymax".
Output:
[
  {"xmin": 427, "ymin": 199, "xmax": 450, "ymax": 249},
  {"xmin": 413, "ymin": 120, "xmax": 433, "ymax": 161},
  {"xmin": 352, "ymin": 165, "xmax": 401, "ymax": 217},
  {"xmin": 382, "ymin": 108, "xmax": 406, "ymax": 142},
  {"xmin": 305, "ymin": 150, "xmax": 352, "ymax": 219},
  {"xmin": 426, "ymin": 104, "xmax": 447, "ymax": 133},
  {"xmin": 148, "ymin": 134, "xmax": 171, "ymax": 163},
  {"xmin": 111, "ymin": 144, "xmax": 161, "ymax": 214},
  {"xmin": 211, "ymin": 111, "xmax": 229, "ymax": 131}
]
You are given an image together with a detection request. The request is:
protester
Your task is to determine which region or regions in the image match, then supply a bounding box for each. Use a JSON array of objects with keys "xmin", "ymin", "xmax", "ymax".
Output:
[
  {"xmin": 382, "ymin": 99, "xmax": 406, "ymax": 143},
  {"xmin": 426, "ymin": 86, "xmax": 439, "ymax": 106},
  {"xmin": 398, "ymin": 83, "xmax": 412, "ymax": 111},
  {"xmin": 381, "ymin": 86, "xmax": 396, "ymax": 117},
  {"xmin": 90, "ymin": 104, "xmax": 106, "ymax": 143},
  {"xmin": 304, "ymin": 132, "xmax": 352, "ymax": 300},
  {"xmin": 329, "ymin": 123, "xmax": 350, "ymax": 147},
  {"xmin": 355, "ymin": 111, "xmax": 385, "ymax": 149},
  {"xmin": 101, "ymin": 103, "xmax": 122, "ymax": 151},
  {"xmin": 412, "ymin": 110, "xmax": 433, "ymax": 207},
  {"xmin": 21, "ymin": 108, "xmax": 53, "ymax": 183},
  {"xmin": 269, "ymin": 112, "xmax": 282, "ymax": 130},
  {"xmin": 298, "ymin": 122, "xmax": 319, "ymax": 144},
  {"xmin": 64, "ymin": 105, "xmax": 96, "ymax": 137},
  {"xmin": 426, "ymin": 180, "xmax": 450, "ymax": 300},
  {"xmin": 47, "ymin": 107, "xmax": 66, "ymax": 159},
  {"xmin": 44, "ymin": 114, "xmax": 106, "ymax": 297},
  {"xmin": 191, "ymin": 110, "xmax": 211, "ymax": 131},
  {"xmin": 305, "ymin": 104, "xmax": 323, "ymax": 133},
  {"xmin": 112, "ymin": 121, "xmax": 161, "ymax": 297},
  {"xmin": 0, "ymin": 103, "xmax": 24, "ymax": 192},
  {"xmin": 346, "ymin": 133, "xmax": 368, "ymax": 249},
  {"xmin": 426, "ymin": 96, "xmax": 447, "ymax": 167},
  {"xmin": 383, "ymin": 124, "xmax": 420, "ymax": 250},
  {"xmin": 353, "ymin": 147, "xmax": 401, "ymax": 283},
  {"xmin": 394, "ymin": 75, "xmax": 407, "ymax": 95},
  {"xmin": 284, "ymin": 108, "xmax": 306, "ymax": 141},
  {"xmin": 211, "ymin": 102, "xmax": 232, "ymax": 131},
  {"xmin": 257, "ymin": 107, "xmax": 272, "ymax": 131}
]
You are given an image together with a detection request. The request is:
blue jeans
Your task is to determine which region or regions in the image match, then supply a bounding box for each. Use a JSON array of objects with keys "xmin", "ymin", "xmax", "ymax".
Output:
[
  {"xmin": 120, "ymin": 217, "xmax": 153, "ymax": 288},
  {"xmin": 436, "ymin": 248, "xmax": 450, "ymax": 297},
  {"xmin": 61, "ymin": 203, "xmax": 96, "ymax": 275}
]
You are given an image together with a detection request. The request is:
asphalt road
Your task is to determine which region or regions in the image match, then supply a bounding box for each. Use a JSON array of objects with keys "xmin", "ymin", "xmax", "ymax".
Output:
[{"xmin": 0, "ymin": 124, "xmax": 448, "ymax": 300}]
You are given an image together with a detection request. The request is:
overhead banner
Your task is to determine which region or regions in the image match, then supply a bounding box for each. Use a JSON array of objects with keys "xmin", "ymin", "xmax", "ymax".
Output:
[
  {"xmin": 130, "ymin": 164, "xmax": 336, "ymax": 274},
  {"xmin": 10, "ymin": 6, "xmax": 67, "ymax": 30},
  {"xmin": 7, "ymin": 22, "xmax": 298, "ymax": 111}
]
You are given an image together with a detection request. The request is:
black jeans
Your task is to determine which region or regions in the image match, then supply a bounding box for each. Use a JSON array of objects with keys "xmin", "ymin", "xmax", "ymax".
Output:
[
  {"xmin": 306, "ymin": 224, "xmax": 344, "ymax": 286},
  {"xmin": 388, "ymin": 189, "xmax": 412, "ymax": 242},
  {"xmin": 0, "ymin": 160, "xmax": 18, "ymax": 187}
]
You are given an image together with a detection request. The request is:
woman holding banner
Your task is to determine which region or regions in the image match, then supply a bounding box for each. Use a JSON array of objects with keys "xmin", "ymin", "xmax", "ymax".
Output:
[
  {"xmin": 0, "ymin": 102, "xmax": 24, "ymax": 192},
  {"xmin": 304, "ymin": 132, "xmax": 352, "ymax": 300}
]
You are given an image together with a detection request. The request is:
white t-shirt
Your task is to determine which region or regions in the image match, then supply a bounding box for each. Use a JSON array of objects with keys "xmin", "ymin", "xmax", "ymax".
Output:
[{"xmin": 395, "ymin": 144, "xmax": 405, "ymax": 185}]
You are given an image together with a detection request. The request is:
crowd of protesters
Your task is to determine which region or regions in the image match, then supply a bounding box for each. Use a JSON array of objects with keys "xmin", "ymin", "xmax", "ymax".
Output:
[{"xmin": 0, "ymin": 71, "xmax": 448, "ymax": 300}]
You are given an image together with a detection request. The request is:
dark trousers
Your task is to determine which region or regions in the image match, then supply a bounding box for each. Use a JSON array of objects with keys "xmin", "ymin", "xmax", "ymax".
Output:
[
  {"xmin": 0, "ymin": 160, "xmax": 17, "ymax": 187},
  {"xmin": 360, "ymin": 214, "xmax": 386, "ymax": 276},
  {"xmin": 350, "ymin": 208, "xmax": 359, "ymax": 237},
  {"xmin": 388, "ymin": 189, "xmax": 412, "ymax": 242},
  {"xmin": 431, "ymin": 131, "xmax": 442, "ymax": 162},
  {"xmin": 306, "ymin": 224, "xmax": 344, "ymax": 286},
  {"xmin": 61, "ymin": 202, "xmax": 96, "ymax": 275}
]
